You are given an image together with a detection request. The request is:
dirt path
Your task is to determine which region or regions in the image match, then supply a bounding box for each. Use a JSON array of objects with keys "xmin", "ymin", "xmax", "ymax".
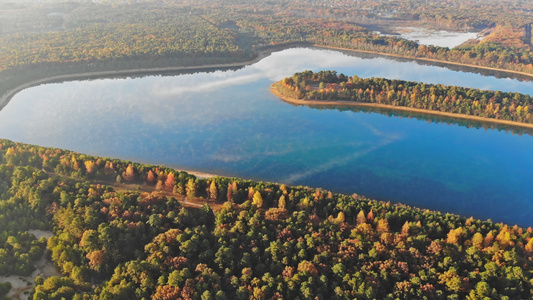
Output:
[
  {"xmin": 0, "ymin": 176, "xmax": 220, "ymax": 298},
  {"xmin": 111, "ymin": 182, "xmax": 216, "ymax": 209},
  {"xmin": 0, "ymin": 229, "xmax": 61, "ymax": 300}
]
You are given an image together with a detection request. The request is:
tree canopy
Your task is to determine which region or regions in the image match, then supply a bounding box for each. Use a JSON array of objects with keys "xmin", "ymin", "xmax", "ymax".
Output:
[
  {"xmin": 276, "ymin": 70, "xmax": 533, "ymax": 125},
  {"xmin": 0, "ymin": 139, "xmax": 533, "ymax": 299}
]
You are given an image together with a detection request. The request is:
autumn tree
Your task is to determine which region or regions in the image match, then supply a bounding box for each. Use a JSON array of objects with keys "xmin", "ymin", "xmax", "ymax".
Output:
[
  {"xmin": 356, "ymin": 210, "xmax": 366, "ymax": 225},
  {"xmin": 84, "ymin": 160, "xmax": 95, "ymax": 174},
  {"xmin": 165, "ymin": 173, "xmax": 175, "ymax": 191},
  {"xmin": 367, "ymin": 209, "xmax": 375, "ymax": 223},
  {"xmin": 155, "ymin": 180, "xmax": 164, "ymax": 191},
  {"xmin": 483, "ymin": 231, "xmax": 495, "ymax": 248},
  {"xmin": 278, "ymin": 195, "xmax": 286, "ymax": 209},
  {"xmin": 86, "ymin": 250, "xmax": 106, "ymax": 272},
  {"xmin": 252, "ymin": 191, "xmax": 263, "ymax": 208},
  {"xmin": 123, "ymin": 164, "xmax": 135, "ymax": 182},
  {"xmin": 209, "ymin": 181, "xmax": 218, "ymax": 201},
  {"xmin": 376, "ymin": 218, "xmax": 390, "ymax": 233},
  {"xmin": 525, "ymin": 238, "xmax": 533, "ymax": 252},
  {"xmin": 248, "ymin": 187, "xmax": 255, "ymax": 200},
  {"xmin": 147, "ymin": 170, "xmax": 156, "ymax": 184},
  {"xmin": 472, "ymin": 233, "xmax": 483, "ymax": 250},
  {"xmin": 104, "ymin": 161, "xmax": 115, "ymax": 176},
  {"xmin": 401, "ymin": 221, "xmax": 410, "ymax": 236}
]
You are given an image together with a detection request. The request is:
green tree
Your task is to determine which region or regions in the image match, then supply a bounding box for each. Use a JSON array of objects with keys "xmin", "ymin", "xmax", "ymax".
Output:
[{"xmin": 186, "ymin": 179, "xmax": 197, "ymax": 198}]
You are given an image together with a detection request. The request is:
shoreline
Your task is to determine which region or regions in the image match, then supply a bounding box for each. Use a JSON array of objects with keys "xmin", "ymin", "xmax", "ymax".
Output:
[
  {"xmin": 2, "ymin": 42, "xmax": 532, "ymax": 112},
  {"xmin": 315, "ymin": 44, "xmax": 533, "ymax": 80},
  {"xmin": 183, "ymin": 169, "xmax": 220, "ymax": 179},
  {"xmin": 0, "ymin": 60, "xmax": 257, "ymax": 112},
  {"xmin": 270, "ymin": 82, "xmax": 533, "ymax": 130},
  {"xmin": 0, "ymin": 42, "xmax": 307, "ymax": 112}
]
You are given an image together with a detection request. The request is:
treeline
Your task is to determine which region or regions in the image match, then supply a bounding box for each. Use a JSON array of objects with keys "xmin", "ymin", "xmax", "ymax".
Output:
[
  {"xmin": 2, "ymin": 0, "xmax": 533, "ymax": 100},
  {"xmin": 287, "ymin": 0, "xmax": 532, "ymax": 30},
  {"xmin": 0, "ymin": 16, "xmax": 246, "ymax": 72},
  {"xmin": 206, "ymin": 10, "xmax": 533, "ymax": 74},
  {"xmin": 317, "ymin": 33, "xmax": 533, "ymax": 74},
  {"xmin": 278, "ymin": 70, "xmax": 533, "ymax": 124},
  {"xmin": 1, "ymin": 139, "xmax": 533, "ymax": 298},
  {"xmin": 0, "ymin": 1, "xmax": 253, "ymax": 98}
]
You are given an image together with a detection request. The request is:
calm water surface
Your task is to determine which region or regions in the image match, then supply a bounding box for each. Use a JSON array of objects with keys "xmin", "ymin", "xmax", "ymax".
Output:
[{"xmin": 2, "ymin": 48, "xmax": 533, "ymax": 226}]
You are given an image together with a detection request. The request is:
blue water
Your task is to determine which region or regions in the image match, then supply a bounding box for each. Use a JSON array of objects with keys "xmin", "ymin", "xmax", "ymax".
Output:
[{"xmin": 1, "ymin": 48, "xmax": 533, "ymax": 226}]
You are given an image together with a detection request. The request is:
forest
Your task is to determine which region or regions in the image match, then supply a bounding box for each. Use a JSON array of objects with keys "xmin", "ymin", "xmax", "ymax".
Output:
[
  {"xmin": 2, "ymin": 0, "xmax": 533, "ymax": 299},
  {"xmin": 0, "ymin": 140, "xmax": 533, "ymax": 299},
  {"xmin": 275, "ymin": 70, "xmax": 533, "ymax": 125},
  {"xmin": 1, "ymin": 0, "xmax": 533, "ymax": 99}
]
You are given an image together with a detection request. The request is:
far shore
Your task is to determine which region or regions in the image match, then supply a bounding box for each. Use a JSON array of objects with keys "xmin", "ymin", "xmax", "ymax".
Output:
[
  {"xmin": 270, "ymin": 82, "xmax": 533, "ymax": 130},
  {"xmin": 2, "ymin": 42, "xmax": 533, "ymax": 113},
  {"xmin": 0, "ymin": 42, "xmax": 305, "ymax": 112},
  {"xmin": 317, "ymin": 44, "xmax": 533, "ymax": 80},
  {"xmin": 0, "ymin": 59, "xmax": 258, "ymax": 112}
]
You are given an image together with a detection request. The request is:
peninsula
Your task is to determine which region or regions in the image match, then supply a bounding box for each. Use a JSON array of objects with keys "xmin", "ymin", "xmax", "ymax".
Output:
[
  {"xmin": 272, "ymin": 70, "xmax": 533, "ymax": 129},
  {"xmin": 2, "ymin": 138, "xmax": 533, "ymax": 299}
]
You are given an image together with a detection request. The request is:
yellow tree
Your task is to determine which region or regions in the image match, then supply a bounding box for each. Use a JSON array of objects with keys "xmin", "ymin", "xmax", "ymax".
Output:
[
  {"xmin": 280, "ymin": 184, "xmax": 288, "ymax": 195},
  {"xmin": 401, "ymin": 221, "xmax": 410, "ymax": 236},
  {"xmin": 252, "ymin": 191, "xmax": 263, "ymax": 208},
  {"xmin": 472, "ymin": 232, "xmax": 483, "ymax": 250},
  {"xmin": 336, "ymin": 212, "xmax": 345, "ymax": 224},
  {"xmin": 71, "ymin": 156, "xmax": 80, "ymax": 171},
  {"xmin": 525, "ymin": 238, "xmax": 533, "ymax": 252},
  {"xmin": 446, "ymin": 227, "xmax": 465, "ymax": 245},
  {"xmin": 376, "ymin": 218, "xmax": 390, "ymax": 233},
  {"xmin": 209, "ymin": 181, "xmax": 218, "ymax": 201},
  {"xmin": 123, "ymin": 164, "xmax": 135, "ymax": 182},
  {"xmin": 84, "ymin": 160, "xmax": 95, "ymax": 174},
  {"xmin": 278, "ymin": 195, "xmax": 286, "ymax": 209},
  {"xmin": 155, "ymin": 180, "xmax": 164, "ymax": 191},
  {"xmin": 356, "ymin": 210, "xmax": 366, "ymax": 225}
]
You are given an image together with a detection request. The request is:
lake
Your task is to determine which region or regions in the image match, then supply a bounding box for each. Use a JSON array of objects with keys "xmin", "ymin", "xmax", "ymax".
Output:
[{"xmin": 1, "ymin": 47, "xmax": 533, "ymax": 226}]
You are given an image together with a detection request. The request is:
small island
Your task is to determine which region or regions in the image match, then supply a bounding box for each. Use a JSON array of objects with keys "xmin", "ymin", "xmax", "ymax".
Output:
[{"xmin": 271, "ymin": 70, "xmax": 533, "ymax": 129}]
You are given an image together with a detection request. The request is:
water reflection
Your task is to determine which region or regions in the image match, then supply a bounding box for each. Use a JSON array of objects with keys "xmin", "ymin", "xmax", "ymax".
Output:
[
  {"xmin": 2, "ymin": 47, "xmax": 533, "ymax": 226},
  {"xmin": 312, "ymin": 105, "xmax": 533, "ymax": 136}
]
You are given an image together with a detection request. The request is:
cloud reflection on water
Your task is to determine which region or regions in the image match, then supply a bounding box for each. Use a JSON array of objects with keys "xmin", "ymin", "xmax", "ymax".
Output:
[{"xmin": 2, "ymin": 47, "xmax": 533, "ymax": 225}]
